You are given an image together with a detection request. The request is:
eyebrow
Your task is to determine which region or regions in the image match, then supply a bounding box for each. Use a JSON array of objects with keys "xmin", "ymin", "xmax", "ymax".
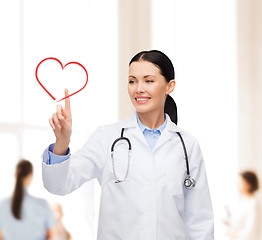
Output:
[{"xmin": 128, "ymin": 75, "xmax": 156, "ymax": 79}]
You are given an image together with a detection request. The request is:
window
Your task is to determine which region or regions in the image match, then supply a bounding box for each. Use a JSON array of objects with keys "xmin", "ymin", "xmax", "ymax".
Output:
[{"xmin": 0, "ymin": 0, "xmax": 118, "ymax": 238}]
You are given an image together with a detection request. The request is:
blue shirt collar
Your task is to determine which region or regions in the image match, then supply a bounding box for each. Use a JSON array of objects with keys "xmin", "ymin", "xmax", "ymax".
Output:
[{"xmin": 136, "ymin": 112, "xmax": 167, "ymax": 133}]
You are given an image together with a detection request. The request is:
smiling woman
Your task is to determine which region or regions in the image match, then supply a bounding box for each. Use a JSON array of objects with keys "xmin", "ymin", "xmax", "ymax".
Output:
[
  {"xmin": 42, "ymin": 49, "xmax": 214, "ymax": 239},
  {"xmin": 128, "ymin": 50, "xmax": 177, "ymax": 127}
]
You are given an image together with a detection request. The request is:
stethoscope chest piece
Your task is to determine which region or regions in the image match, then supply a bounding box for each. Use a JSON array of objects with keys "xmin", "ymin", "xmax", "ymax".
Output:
[{"xmin": 184, "ymin": 176, "xmax": 196, "ymax": 189}]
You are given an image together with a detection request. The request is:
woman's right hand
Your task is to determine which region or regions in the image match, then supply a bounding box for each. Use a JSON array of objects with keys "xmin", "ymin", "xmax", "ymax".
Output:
[{"xmin": 49, "ymin": 89, "xmax": 72, "ymax": 155}]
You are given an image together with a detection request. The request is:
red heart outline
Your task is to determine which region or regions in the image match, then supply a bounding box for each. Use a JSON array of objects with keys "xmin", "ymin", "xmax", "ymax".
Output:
[{"xmin": 35, "ymin": 57, "xmax": 88, "ymax": 102}]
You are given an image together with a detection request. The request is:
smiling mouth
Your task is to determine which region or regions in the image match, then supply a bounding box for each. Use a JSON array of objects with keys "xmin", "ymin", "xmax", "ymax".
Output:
[{"xmin": 135, "ymin": 97, "xmax": 151, "ymax": 104}]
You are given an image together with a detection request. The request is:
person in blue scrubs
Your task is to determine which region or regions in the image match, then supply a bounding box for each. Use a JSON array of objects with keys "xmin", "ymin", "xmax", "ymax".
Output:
[{"xmin": 0, "ymin": 159, "xmax": 56, "ymax": 240}]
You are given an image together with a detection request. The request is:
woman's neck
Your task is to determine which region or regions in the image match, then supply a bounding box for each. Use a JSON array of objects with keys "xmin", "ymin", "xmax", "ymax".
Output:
[
  {"xmin": 240, "ymin": 191, "xmax": 255, "ymax": 199},
  {"xmin": 137, "ymin": 111, "xmax": 165, "ymax": 129}
]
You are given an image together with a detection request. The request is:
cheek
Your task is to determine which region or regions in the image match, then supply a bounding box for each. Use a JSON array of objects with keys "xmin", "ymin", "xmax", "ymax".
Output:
[
  {"xmin": 128, "ymin": 85, "xmax": 135, "ymax": 98},
  {"xmin": 127, "ymin": 86, "xmax": 131, "ymax": 93},
  {"xmin": 238, "ymin": 179, "xmax": 249, "ymax": 192},
  {"xmin": 153, "ymin": 87, "xmax": 167, "ymax": 101},
  {"xmin": 243, "ymin": 182, "xmax": 251, "ymax": 192},
  {"xmin": 238, "ymin": 181, "xmax": 244, "ymax": 191}
]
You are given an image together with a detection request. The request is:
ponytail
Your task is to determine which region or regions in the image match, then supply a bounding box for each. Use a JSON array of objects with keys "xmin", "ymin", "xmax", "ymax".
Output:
[
  {"xmin": 11, "ymin": 159, "xmax": 33, "ymax": 220},
  {"xmin": 165, "ymin": 95, "xmax": 177, "ymax": 124},
  {"xmin": 12, "ymin": 175, "xmax": 24, "ymax": 219}
]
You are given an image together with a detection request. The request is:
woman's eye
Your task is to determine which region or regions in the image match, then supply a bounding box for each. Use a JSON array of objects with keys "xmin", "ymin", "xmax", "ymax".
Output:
[
  {"xmin": 128, "ymin": 80, "xmax": 135, "ymax": 84},
  {"xmin": 146, "ymin": 80, "xmax": 153, "ymax": 83}
]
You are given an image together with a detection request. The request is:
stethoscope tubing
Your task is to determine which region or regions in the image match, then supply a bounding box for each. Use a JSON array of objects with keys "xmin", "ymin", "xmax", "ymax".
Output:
[
  {"xmin": 111, "ymin": 137, "xmax": 131, "ymax": 152},
  {"xmin": 111, "ymin": 128, "xmax": 195, "ymax": 188},
  {"xmin": 176, "ymin": 132, "xmax": 190, "ymax": 176}
]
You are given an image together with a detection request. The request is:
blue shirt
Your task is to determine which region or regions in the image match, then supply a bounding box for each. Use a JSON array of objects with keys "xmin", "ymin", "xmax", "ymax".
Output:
[
  {"xmin": 44, "ymin": 112, "xmax": 167, "ymax": 165},
  {"xmin": 0, "ymin": 190, "xmax": 56, "ymax": 240},
  {"xmin": 136, "ymin": 112, "xmax": 167, "ymax": 151}
]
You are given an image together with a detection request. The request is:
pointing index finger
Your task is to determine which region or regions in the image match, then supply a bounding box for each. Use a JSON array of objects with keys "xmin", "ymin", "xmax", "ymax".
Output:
[{"xmin": 64, "ymin": 88, "xmax": 71, "ymax": 111}]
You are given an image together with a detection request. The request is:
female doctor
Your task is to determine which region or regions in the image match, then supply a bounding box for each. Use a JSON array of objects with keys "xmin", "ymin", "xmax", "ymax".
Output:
[{"xmin": 42, "ymin": 50, "xmax": 214, "ymax": 239}]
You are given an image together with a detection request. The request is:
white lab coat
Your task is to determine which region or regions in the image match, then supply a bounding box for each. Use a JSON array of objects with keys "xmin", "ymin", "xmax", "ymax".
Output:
[{"xmin": 42, "ymin": 113, "xmax": 214, "ymax": 240}]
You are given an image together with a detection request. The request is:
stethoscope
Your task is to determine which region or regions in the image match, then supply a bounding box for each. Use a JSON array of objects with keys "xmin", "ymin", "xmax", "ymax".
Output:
[{"xmin": 111, "ymin": 128, "xmax": 196, "ymax": 189}]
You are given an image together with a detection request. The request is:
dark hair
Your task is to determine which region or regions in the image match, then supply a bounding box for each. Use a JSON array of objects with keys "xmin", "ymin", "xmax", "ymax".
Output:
[
  {"xmin": 240, "ymin": 171, "xmax": 259, "ymax": 194},
  {"xmin": 129, "ymin": 50, "xmax": 177, "ymax": 124},
  {"xmin": 12, "ymin": 159, "xmax": 33, "ymax": 220}
]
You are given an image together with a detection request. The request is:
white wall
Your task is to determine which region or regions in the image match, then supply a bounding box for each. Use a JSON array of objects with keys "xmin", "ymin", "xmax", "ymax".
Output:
[{"xmin": 237, "ymin": 0, "xmax": 262, "ymax": 179}]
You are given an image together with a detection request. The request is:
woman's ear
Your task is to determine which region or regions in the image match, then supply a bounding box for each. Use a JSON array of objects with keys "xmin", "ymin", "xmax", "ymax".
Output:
[{"xmin": 166, "ymin": 79, "xmax": 176, "ymax": 94}]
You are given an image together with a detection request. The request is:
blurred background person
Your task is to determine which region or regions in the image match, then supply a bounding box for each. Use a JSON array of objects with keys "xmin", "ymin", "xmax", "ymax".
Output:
[
  {"xmin": 52, "ymin": 203, "xmax": 71, "ymax": 240},
  {"xmin": 223, "ymin": 171, "xmax": 261, "ymax": 239},
  {"xmin": 0, "ymin": 159, "xmax": 56, "ymax": 240}
]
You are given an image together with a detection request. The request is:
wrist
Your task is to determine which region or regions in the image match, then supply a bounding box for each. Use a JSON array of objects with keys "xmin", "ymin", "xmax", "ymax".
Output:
[{"xmin": 53, "ymin": 139, "xmax": 70, "ymax": 155}]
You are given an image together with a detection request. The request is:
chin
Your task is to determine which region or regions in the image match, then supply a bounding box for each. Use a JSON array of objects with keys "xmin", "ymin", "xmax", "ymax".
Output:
[
  {"xmin": 134, "ymin": 106, "xmax": 151, "ymax": 114},
  {"xmin": 136, "ymin": 108, "xmax": 158, "ymax": 116}
]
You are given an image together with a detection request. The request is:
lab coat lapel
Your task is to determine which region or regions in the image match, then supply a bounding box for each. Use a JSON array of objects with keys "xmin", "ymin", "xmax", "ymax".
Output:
[
  {"xmin": 120, "ymin": 113, "xmax": 182, "ymax": 151},
  {"xmin": 153, "ymin": 115, "xmax": 181, "ymax": 153},
  {"xmin": 120, "ymin": 113, "xmax": 149, "ymax": 148},
  {"xmin": 132, "ymin": 126, "xmax": 149, "ymax": 148}
]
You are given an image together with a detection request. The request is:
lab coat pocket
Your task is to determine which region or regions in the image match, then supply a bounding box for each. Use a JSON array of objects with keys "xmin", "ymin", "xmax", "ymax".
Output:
[{"xmin": 167, "ymin": 180, "xmax": 185, "ymax": 221}]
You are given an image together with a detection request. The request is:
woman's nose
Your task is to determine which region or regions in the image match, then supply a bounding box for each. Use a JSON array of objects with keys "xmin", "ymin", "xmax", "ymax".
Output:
[{"xmin": 136, "ymin": 82, "xmax": 145, "ymax": 94}]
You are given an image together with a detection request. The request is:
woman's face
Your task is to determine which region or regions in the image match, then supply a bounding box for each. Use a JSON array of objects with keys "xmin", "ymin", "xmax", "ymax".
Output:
[
  {"xmin": 128, "ymin": 61, "xmax": 175, "ymax": 115},
  {"xmin": 238, "ymin": 176, "xmax": 251, "ymax": 195}
]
